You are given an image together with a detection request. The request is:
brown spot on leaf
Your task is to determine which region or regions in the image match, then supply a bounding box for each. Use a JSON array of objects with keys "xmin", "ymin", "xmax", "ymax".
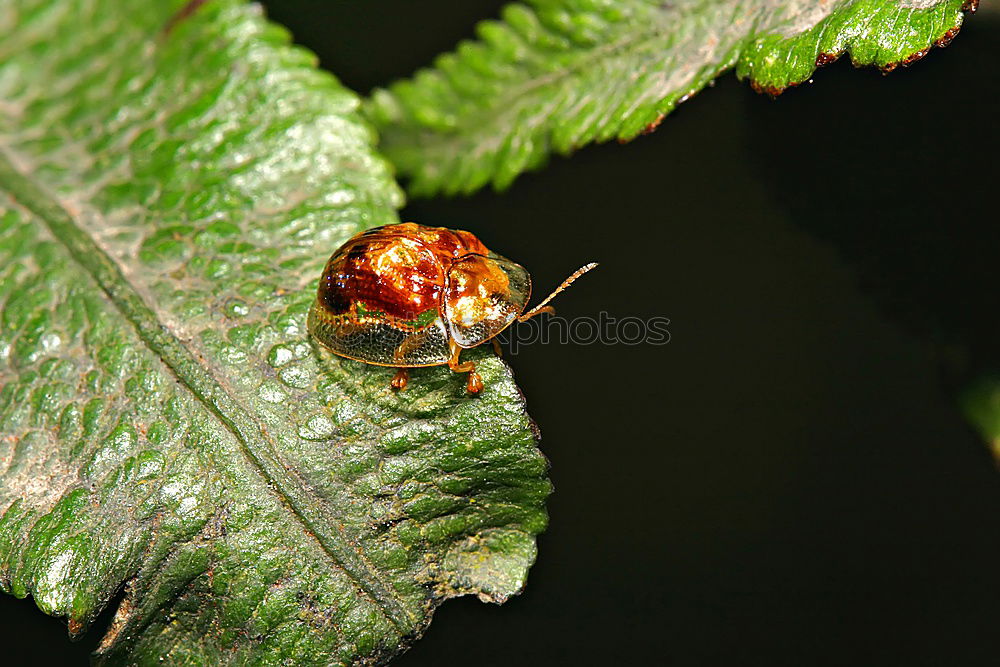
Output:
[
  {"xmin": 68, "ymin": 618, "xmax": 84, "ymax": 637},
  {"xmin": 962, "ymin": 0, "xmax": 979, "ymax": 13},
  {"xmin": 526, "ymin": 413, "xmax": 542, "ymax": 442},
  {"xmin": 750, "ymin": 79, "xmax": 795, "ymax": 98},
  {"xmin": 902, "ymin": 49, "xmax": 929, "ymax": 67},
  {"xmin": 164, "ymin": 0, "xmax": 211, "ymax": 35},
  {"xmin": 641, "ymin": 114, "xmax": 666, "ymax": 136},
  {"xmin": 752, "ymin": 18, "xmax": 966, "ymax": 98},
  {"xmin": 626, "ymin": 89, "xmax": 702, "ymax": 141},
  {"xmin": 815, "ymin": 51, "xmax": 842, "ymax": 67},
  {"xmin": 934, "ymin": 27, "xmax": 961, "ymax": 49},
  {"xmin": 880, "ymin": 21, "xmax": 964, "ymax": 74}
]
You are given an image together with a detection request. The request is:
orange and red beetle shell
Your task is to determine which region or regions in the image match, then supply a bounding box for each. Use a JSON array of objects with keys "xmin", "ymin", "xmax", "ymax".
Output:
[{"xmin": 308, "ymin": 222, "xmax": 594, "ymax": 393}]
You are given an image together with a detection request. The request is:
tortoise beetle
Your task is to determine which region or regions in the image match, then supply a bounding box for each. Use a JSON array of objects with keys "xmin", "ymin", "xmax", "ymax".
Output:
[{"xmin": 307, "ymin": 222, "xmax": 596, "ymax": 393}]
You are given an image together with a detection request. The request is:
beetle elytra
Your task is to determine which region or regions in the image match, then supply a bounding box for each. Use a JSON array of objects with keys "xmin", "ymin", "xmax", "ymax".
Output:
[{"xmin": 308, "ymin": 222, "xmax": 596, "ymax": 393}]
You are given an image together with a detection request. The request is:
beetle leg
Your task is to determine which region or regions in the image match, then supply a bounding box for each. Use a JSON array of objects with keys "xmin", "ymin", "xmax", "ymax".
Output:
[
  {"xmin": 491, "ymin": 338, "xmax": 503, "ymax": 358},
  {"xmin": 392, "ymin": 329, "xmax": 430, "ymax": 363},
  {"xmin": 448, "ymin": 341, "xmax": 483, "ymax": 394},
  {"xmin": 390, "ymin": 368, "xmax": 409, "ymax": 391},
  {"xmin": 331, "ymin": 304, "xmax": 364, "ymax": 336},
  {"xmin": 331, "ymin": 318, "xmax": 362, "ymax": 337},
  {"xmin": 465, "ymin": 370, "xmax": 484, "ymax": 394}
]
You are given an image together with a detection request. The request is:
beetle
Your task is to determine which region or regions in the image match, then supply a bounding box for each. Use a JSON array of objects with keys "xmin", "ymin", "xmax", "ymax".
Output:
[{"xmin": 307, "ymin": 222, "xmax": 596, "ymax": 393}]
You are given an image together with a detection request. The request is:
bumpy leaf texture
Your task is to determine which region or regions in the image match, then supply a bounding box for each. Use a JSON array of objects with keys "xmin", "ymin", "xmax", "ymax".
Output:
[
  {"xmin": 0, "ymin": 0, "xmax": 549, "ymax": 664},
  {"xmin": 367, "ymin": 0, "xmax": 978, "ymax": 195}
]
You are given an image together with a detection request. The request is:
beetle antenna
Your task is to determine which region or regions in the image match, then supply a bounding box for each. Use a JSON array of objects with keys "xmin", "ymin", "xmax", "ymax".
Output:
[{"xmin": 517, "ymin": 262, "xmax": 598, "ymax": 322}]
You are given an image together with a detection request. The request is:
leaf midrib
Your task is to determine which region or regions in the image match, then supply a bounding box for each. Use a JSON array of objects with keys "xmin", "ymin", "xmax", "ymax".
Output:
[{"xmin": 0, "ymin": 149, "xmax": 417, "ymax": 635}]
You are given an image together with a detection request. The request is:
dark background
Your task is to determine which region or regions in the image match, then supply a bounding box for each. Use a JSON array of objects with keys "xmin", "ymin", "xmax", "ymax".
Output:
[{"xmin": 5, "ymin": 2, "xmax": 999, "ymax": 665}]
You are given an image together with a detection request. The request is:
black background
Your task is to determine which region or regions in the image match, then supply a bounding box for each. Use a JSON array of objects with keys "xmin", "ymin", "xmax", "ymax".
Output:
[{"xmin": 5, "ymin": 2, "xmax": 999, "ymax": 665}]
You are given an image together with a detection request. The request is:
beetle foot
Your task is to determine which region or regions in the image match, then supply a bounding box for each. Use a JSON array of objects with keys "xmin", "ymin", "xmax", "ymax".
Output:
[
  {"xmin": 391, "ymin": 368, "xmax": 409, "ymax": 391},
  {"xmin": 466, "ymin": 370, "xmax": 484, "ymax": 394}
]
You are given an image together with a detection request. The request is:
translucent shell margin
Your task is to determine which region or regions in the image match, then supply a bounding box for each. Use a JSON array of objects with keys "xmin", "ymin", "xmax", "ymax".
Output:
[{"xmin": 444, "ymin": 253, "xmax": 530, "ymax": 349}]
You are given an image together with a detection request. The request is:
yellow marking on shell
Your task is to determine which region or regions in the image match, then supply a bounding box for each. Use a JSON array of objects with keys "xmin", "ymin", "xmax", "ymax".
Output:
[
  {"xmin": 450, "ymin": 294, "xmax": 508, "ymax": 328},
  {"xmin": 375, "ymin": 238, "xmax": 424, "ymax": 275}
]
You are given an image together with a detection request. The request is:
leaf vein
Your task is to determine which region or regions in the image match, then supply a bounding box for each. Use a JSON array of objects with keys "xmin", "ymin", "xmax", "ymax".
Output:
[{"xmin": 0, "ymin": 150, "xmax": 418, "ymax": 636}]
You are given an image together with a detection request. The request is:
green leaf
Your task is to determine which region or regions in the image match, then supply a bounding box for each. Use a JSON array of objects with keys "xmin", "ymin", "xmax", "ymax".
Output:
[
  {"xmin": 960, "ymin": 376, "xmax": 1000, "ymax": 461},
  {"xmin": 367, "ymin": 0, "xmax": 976, "ymax": 196},
  {"xmin": 0, "ymin": 0, "xmax": 549, "ymax": 663}
]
